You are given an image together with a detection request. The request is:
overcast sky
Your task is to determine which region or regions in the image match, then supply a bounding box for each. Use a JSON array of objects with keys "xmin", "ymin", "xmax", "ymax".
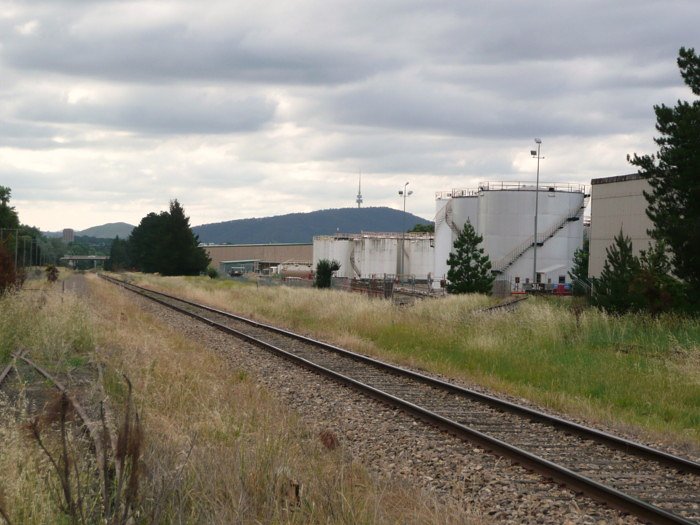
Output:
[{"xmin": 1, "ymin": 1, "xmax": 698, "ymax": 231}]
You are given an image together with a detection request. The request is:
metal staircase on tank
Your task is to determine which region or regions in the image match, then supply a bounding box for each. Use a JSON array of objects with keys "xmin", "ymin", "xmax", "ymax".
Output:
[
  {"xmin": 349, "ymin": 240, "xmax": 361, "ymax": 277},
  {"xmin": 491, "ymin": 195, "xmax": 589, "ymax": 275},
  {"xmin": 435, "ymin": 199, "xmax": 463, "ymax": 236}
]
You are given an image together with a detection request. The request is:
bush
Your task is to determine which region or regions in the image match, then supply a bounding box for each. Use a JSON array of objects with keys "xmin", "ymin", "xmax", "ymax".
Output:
[
  {"xmin": 314, "ymin": 259, "xmax": 340, "ymax": 288},
  {"xmin": 206, "ymin": 266, "xmax": 219, "ymax": 279}
]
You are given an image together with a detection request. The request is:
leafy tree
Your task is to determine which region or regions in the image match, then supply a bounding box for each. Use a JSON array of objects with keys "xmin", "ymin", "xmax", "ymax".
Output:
[
  {"xmin": 629, "ymin": 47, "xmax": 700, "ymax": 301},
  {"xmin": 446, "ymin": 220, "xmax": 494, "ymax": 294},
  {"xmin": 591, "ymin": 230, "xmax": 642, "ymax": 314},
  {"xmin": 0, "ymin": 186, "xmax": 20, "ymax": 230},
  {"xmin": 409, "ymin": 223, "xmax": 435, "ymax": 233},
  {"xmin": 0, "ymin": 243, "xmax": 23, "ymax": 294},
  {"xmin": 568, "ymin": 238, "xmax": 590, "ymax": 296},
  {"xmin": 128, "ymin": 200, "xmax": 210, "ymax": 276},
  {"xmin": 314, "ymin": 259, "xmax": 340, "ymax": 288}
]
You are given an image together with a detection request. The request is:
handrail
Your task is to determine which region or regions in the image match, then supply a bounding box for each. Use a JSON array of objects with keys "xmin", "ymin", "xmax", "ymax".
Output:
[{"xmin": 492, "ymin": 200, "xmax": 585, "ymax": 273}]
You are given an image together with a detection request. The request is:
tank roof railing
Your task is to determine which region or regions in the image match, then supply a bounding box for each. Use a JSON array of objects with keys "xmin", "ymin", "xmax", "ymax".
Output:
[
  {"xmin": 436, "ymin": 182, "xmax": 586, "ymax": 199},
  {"xmin": 477, "ymin": 181, "xmax": 587, "ymax": 193},
  {"xmin": 314, "ymin": 231, "xmax": 434, "ymax": 241}
]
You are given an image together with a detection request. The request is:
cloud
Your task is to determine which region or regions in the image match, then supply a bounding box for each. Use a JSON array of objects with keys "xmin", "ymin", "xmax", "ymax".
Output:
[{"xmin": 0, "ymin": 0, "xmax": 698, "ymax": 230}]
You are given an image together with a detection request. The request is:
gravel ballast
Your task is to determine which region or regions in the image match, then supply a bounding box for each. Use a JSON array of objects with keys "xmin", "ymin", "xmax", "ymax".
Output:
[{"xmin": 125, "ymin": 287, "xmax": 644, "ymax": 525}]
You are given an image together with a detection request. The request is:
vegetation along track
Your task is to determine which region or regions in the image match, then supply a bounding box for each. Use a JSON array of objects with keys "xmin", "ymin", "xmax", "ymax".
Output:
[{"xmin": 101, "ymin": 274, "xmax": 700, "ymax": 525}]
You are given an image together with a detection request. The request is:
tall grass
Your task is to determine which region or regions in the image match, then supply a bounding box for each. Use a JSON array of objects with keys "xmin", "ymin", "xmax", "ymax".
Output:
[
  {"xmin": 128, "ymin": 273, "xmax": 700, "ymax": 448},
  {"xmin": 86, "ymin": 275, "xmax": 482, "ymax": 523},
  {"xmin": 1, "ymin": 276, "xmax": 484, "ymax": 523}
]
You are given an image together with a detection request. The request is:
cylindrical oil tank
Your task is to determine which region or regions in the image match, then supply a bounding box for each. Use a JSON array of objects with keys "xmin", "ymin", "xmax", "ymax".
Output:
[
  {"xmin": 278, "ymin": 262, "xmax": 314, "ymax": 279},
  {"xmin": 312, "ymin": 236, "xmax": 352, "ymax": 278},
  {"xmin": 478, "ymin": 186, "xmax": 583, "ymax": 263},
  {"xmin": 434, "ymin": 193, "xmax": 478, "ymax": 283}
]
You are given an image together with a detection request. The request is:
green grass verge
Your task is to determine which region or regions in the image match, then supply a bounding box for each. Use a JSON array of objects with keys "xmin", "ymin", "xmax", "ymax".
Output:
[{"xmin": 129, "ymin": 273, "xmax": 700, "ymax": 447}]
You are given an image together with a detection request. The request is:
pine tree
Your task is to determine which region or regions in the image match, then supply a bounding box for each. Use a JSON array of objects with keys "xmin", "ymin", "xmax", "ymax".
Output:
[
  {"xmin": 127, "ymin": 200, "xmax": 210, "ymax": 276},
  {"xmin": 568, "ymin": 238, "xmax": 590, "ymax": 296},
  {"xmin": 106, "ymin": 236, "xmax": 130, "ymax": 271},
  {"xmin": 591, "ymin": 230, "xmax": 641, "ymax": 314},
  {"xmin": 628, "ymin": 47, "xmax": 700, "ymax": 301},
  {"xmin": 446, "ymin": 220, "xmax": 494, "ymax": 294}
]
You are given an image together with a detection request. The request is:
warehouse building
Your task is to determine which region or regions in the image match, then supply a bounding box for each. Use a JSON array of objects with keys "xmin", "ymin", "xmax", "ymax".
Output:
[
  {"xmin": 587, "ymin": 174, "xmax": 653, "ymax": 278},
  {"xmin": 203, "ymin": 243, "xmax": 312, "ymax": 274}
]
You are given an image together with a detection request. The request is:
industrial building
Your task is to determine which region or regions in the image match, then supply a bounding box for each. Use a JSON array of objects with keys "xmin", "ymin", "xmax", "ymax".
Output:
[
  {"xmin": 203, "ymin": 243, "xmax": 312, "ymax": 275},
  {"xmin": 588, "ymin": 174, "xmax": 653, "ymax": 278},
  {"xmin": 434, "ymin": 182, "xmax": 587, "ymax": 290},
  {"xmin": 313, "ymin": 232, "xmax": 434, "ymax": 280}
]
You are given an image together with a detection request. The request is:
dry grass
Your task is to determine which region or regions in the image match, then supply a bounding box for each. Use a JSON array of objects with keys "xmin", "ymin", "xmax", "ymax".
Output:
[
  {"xmin": 0, "ymin": 275, "xmax": 485, "ymax": 523},
  {"xmin": 124, "ymin": 273, "xmax": 700, "ymax": 450},
  {"xmin": 88, "ymin": 274, "xmax": 483, "ymax": 523}
]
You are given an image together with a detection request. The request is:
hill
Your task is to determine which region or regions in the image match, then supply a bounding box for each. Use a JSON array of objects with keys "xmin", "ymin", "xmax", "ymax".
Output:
[
  {"xmin": 192, "ymin": 207, "xmax": 432, "ymax": 244},
  {"xmin": 79, "ymin": 222, "xmax": 135, "ymax": 239}
]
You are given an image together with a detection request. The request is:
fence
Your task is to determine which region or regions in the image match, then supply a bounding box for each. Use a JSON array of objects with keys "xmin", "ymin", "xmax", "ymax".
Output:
[{"xmin": 331, "ymin": 277, "xmax": 394, "ymax": 299}]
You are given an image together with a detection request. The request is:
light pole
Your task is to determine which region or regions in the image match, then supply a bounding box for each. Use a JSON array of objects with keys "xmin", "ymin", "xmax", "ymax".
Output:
[
  {"xmin": 398, "ymin": 182, "xmax": 413, "ymax": 278},
  {"xmin": 531, "ymin": 138, "xmax": 543, "ymax": 287}
]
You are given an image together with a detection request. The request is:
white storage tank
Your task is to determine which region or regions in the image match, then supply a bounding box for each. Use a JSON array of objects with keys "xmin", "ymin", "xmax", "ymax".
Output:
[
  {"xmin": 313, "ymin": 236, "xmax": 352, "ymax": 277},
  {"xmin": 313, "ymin": 232, "xmax": 434, "ymax": 280},
  {"xmin": 434, "ymin": 190, "xmax": 479, "ymax": 284},
  {"xmin": 434, "ymin": 182, "xmax": 586, "ymax": 290}
]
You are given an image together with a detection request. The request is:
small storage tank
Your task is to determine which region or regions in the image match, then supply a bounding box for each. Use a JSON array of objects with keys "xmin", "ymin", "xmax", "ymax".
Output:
[{"xmin": 313, "ymin": 232, "xmax": 434, "ymax": 280}]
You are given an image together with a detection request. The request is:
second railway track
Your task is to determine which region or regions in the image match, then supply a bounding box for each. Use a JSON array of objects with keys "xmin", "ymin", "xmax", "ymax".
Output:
[{"xmin": 101, "ymin": 274, "xmax": 700, "ymax": 524}]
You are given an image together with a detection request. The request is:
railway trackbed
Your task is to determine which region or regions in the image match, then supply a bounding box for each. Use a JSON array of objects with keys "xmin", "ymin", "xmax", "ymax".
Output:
[{"xmin": 101, "ymin": 274, "xmax": 700, "ymax": 525}]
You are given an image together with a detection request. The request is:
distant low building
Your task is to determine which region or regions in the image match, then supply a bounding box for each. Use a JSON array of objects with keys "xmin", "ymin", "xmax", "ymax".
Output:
[
  {"xmin": 588, "ymin": 174, "xmax": 653, "ymax": 278},
  {"xmin": 62, "ymin": 228, "xmax": 75, "ymax": 243},
  {"xmin": 203, "ymin": 243, "xmax": 312, "ymax": 274}
]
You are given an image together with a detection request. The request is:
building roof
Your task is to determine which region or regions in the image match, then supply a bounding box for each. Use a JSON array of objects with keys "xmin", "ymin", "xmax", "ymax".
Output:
[{"xmin": 590, "ymin": 173, "xmax": 643, "ymax": 185}]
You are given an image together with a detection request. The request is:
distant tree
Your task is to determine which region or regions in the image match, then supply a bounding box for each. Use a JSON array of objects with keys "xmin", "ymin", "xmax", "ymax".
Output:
[
  {"xmin": 628, "ymin": 47, "xmax": 700, "ymax": 303},
  {"xmin": 409, "ymin": 223, "xmax": 435, "ymax": 233},
  {"xmin": 446, "ymin": 220, "xmax": 494, "ymax": 294},
  {"xmin": 591, "ymin": 230, "xmax": 642, "ymax": 314},
  {"xmin": 160, "ymin": 200, "xmax": 210, "ymax": 276},
  {"xmin": 314, "ymin": 259, "xmax": 340, "ymax": 289},
  {"xmin": 106, "ymin": 236, "xmax": 130, "ymax": 271},
  {"xmin": 129, "ymin": 212, "xmax": 168, "ymax": 273},
  {"xmin": 128, "ymin": 200, "xmax": 210, "ymax": 276},
  {"xmin": 0, "ymin": 186, "xmax": 20, "ymax": 230},
  {"xmin": 568, "ymin": 238, "xmax": 590, "ymax": 296}
]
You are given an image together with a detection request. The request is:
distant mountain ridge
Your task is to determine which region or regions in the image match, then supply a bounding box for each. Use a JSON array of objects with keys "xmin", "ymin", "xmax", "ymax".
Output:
[
  {"xmin": 192, "ymin": 207, "xmax": 432, "ymax": 244},
  {"xmin": 44, "ymin": 222, "xmax": 135, "ymax": 239}
]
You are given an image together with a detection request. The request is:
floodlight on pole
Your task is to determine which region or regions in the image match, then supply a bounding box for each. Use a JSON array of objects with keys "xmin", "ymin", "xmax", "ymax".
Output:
[
  {"xmin": 398, "ymin": 182, "xmax": 413, "ymax": 278},
  {"xmin": 532, "ymin": 138, "xmax": 543, "ymax": 287}
]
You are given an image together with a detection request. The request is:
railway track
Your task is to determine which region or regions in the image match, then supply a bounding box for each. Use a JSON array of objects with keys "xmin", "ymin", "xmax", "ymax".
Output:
[{"xmin": 101, "ymin": 274, "xmax": 700, "ymax": 524}]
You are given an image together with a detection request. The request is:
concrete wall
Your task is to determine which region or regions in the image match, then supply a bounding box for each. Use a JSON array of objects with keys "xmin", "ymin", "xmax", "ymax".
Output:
[
  {"xmin": 588, "ymin": 174, "xmax": 653, "ymax": 278},
  {"xmin": 204, "ymin": 243, "xmax": 312, "ymax": 270}
]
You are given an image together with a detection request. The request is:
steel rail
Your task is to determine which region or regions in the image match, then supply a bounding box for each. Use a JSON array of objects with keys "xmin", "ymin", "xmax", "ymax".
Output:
[
  {"xmin": 102, "ymin": 274, "xmax": 699, "ymax": 525},
  {"xmin": 100, "ymin": 274, "xmax": 699, "ymax": 474}
]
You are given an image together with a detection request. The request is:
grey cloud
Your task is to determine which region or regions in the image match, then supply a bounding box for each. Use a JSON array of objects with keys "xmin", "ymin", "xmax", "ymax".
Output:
[
  {"xmin": 15, "ymin": 89, "xmax": 277, "ymax": 135},
  {"xmin": 2, "ymin": 6, "xmax": 396, "ymax": 85}
]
